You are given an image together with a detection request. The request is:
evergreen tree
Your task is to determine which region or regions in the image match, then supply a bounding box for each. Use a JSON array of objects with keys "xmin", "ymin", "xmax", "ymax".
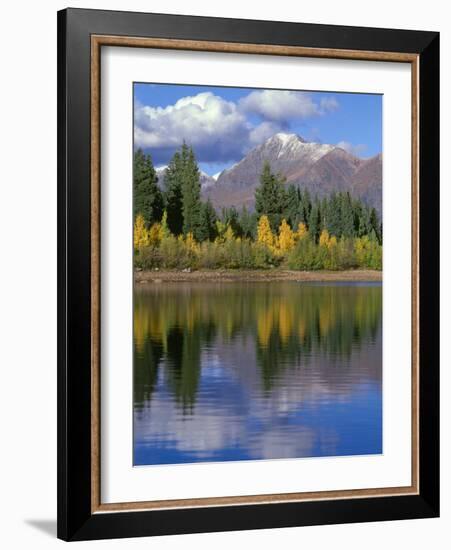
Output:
[
  {"xmin": 352, "ymin": 199, "xmax": 363, "ymax": 237},
  {"xmin": 255, "ymin": 161, "xmax": 286, "ymax": 231},
  {"xmin": 181, "ymin": 144, "xmax": 202, "ymax": 239},
  {"xmin": 340, "ymin": 192, "xmax": 355, "ymax": 238},
  {"xmin": 198, "ymin": 200, "xmax": 218, "ymax": 242},
  {"xmin": 299, "ymin": 189, "xmax": 312, "ymax": 224},
  {"xmin": 326, "ymin": 192, "xmax": 341, "ymax": 237},
  {"xmin": 308, "ymin": 201, "xmax": 321, "ymax": 243},
  {"xmin": 164, "ymin": 151, "xmax": 184, "ymax": 235},
  {"xmin": 369, "ymin": 207, "xmax": 382, "ymax": 243},
  {"xmin": 320, "ymin": 196, "xmax": 329, "ymax": 231},
  {"xmin": 133, "ymin": 149, "xmax": 163, "ymax": 226},
  {"xmin": 357, "ymin": 204, "xmax": 371, "ymax": 237},
  {"xmin": 221, "ymin": 206, "xmax": 242, "ymax": 237},
  {"xmin": 239, "ymin": 206, "xmax": 257, "ymax": 239},
  {"xmin": 283, "ymin": 184, "xmax": 301, "ymax": 228}
]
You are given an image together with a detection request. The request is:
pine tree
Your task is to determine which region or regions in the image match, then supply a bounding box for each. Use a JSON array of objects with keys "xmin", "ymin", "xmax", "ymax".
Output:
[
  {"xmin": 239, "ymin": 206, "xmax": 257, "ymax": 239},
  {"xmin": 198, "ymin": 199, "xmax": 218, "ymax": 242},
  {"xmin": 326, "ymin": 192, "xmax": 341, "ymax": 237},
  {"xmin": 181, "ymin": 144, "xmax": 202, "ymax": 239},
  {"xmin": 283, "ymin": 184, "xmax": 300, "ymax": 228},
  {"xmin": 340, "ymin": 192, "xmax": 355, "ymax": 238},
  {"xmin": 255, "ymin": 161, "xmax": 286, "ymax": 231},
  {"xmin": 299, "ymin": 189, "xmax": 312, "ymax": 224},
  {"xmin": 133, "ymin": 149, "xmax": 163, "ymax": 226},
  {"xmin": 164, "ymin": 151, "xmax": 184, "ymax": 236},
  {"xmin": 369, "ymin": 207, "xmax": 382, "ymax": 243},
  {"xmin": 357, "ymin": 204, "xmax": 371, "ymax": 237},
  {"xmin": 221, "ymin": 206, "xmax": 242, "ymax": 237},
  {"xmin": 308, "ymin": 201, "xmax": 321, "ymax": 243}
]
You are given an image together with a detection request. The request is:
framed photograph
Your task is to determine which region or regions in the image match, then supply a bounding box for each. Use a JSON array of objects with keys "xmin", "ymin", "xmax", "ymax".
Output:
[{"xmin": 57, "ymin": 8, "xmax": 439, "ymax": 541}]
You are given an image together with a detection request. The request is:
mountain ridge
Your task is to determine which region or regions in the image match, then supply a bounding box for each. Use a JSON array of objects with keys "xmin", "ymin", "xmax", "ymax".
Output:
[
  {"xmin": 203, "ymin": 133, "xmax": 381, "ymax": 213},
  {"xmin": 156, "ymin": 133, "xmax": 382, "ymax": 213}
]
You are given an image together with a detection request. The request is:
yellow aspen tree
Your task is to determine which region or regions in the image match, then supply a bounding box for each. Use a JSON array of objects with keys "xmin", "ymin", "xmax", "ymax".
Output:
[
  {"xmin": 328, "ymin": 235, "xmax": 338, "ymax": 249},
  {"xmin": 148, "ymin": 223, "xmax": 162, "ymax": 247},
  {"xmin": 134, "ymin": 214, "xmax": 149, "ymax": 249},
  {"xmin": 224, "ymin": 225, "xmax": 234, "ymax": 242},
  {"xmin": 319, "ymin": 228, "xmax": 330, "ymax": 247},
  {"xmin": 215, "ymin": 220, "xmax": 226, "ymax": 242},
  {"xmin": 297, "ymin": 222, "xmax": 308, "ymax": 240},
  {"xmin": 185, "ymin": 232, "xmax": 199, "ymax": 253},
  {"xmin": 160, "ymin": 210, "xmax": 170, "ymax": 240},
  {"xmin": 278, "ymin": 219, "xmax": 295, "ymax": 252},
  {"xmin": 257, "ymin": 215, "xmax": 274, "ymax": 249},
  {"xmin": 354, "ymin": 235, "xmax": 370, "ymax": 266}
]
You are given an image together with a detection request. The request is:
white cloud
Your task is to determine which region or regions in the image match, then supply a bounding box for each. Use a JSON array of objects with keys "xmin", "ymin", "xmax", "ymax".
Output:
[
  {"xmin": 239, "ymin": 90, "xmax": 339, "ymax": 123},
  {"xmin": 320, "ymin": 96, "xmax": 339, "ymax": 113},
  {"xmin": 134, "ymin": 92, "xmax": 251, "ymax": 163},
  {"xmin": 336, "ymin": 141, "xmax": 367, "ymax": 156}
]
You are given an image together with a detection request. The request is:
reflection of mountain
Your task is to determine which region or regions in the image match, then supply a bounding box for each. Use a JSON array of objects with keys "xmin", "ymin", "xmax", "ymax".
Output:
[{"xmin": 133, "ymin": 282, "xmax": 382, "ymax": 464}]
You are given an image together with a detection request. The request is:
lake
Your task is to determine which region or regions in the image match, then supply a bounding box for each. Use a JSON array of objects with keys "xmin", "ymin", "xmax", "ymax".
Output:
[{"xmin": 134, "ymin": 281, "xmax": 382, "ymax": 465}]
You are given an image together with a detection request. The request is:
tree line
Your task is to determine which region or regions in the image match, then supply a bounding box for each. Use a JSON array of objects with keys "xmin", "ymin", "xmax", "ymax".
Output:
[{"xmin": 134, "ymin": 145, "xmax": 382, "ymax": 271}]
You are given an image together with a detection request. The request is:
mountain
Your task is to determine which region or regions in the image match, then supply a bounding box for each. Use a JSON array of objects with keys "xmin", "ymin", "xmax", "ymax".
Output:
[
  {"xmin": 202, "ymin": 133, "xmax": 382, "ymax": 212},
  {"xmin": 155, "ymin": 166, "xmax": 217, "ymax": 190},
  {"xmin": 350, "ymin": 153, "xmax": 382, "ymax": 213}
]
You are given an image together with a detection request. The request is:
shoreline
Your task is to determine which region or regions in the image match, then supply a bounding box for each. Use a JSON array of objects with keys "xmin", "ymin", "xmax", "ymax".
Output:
[{"xmin": 134, "ymin": 269, "xmax": 382, "ymax": 284}]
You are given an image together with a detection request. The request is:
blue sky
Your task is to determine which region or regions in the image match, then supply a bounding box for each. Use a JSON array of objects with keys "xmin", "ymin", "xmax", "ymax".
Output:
[{"xmin": 134, "ymin": 83, "xmax": 382, "ymax": 176}]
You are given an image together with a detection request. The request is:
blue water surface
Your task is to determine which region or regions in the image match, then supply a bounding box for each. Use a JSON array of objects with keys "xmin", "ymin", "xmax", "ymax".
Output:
[{"xmin": 133, "ymin": 282, "xmax": 382, "ymax": 466}]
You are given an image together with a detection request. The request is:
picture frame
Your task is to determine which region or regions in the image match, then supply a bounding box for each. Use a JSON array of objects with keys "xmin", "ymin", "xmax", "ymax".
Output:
[{"xmin": 57, "ymin": 7, "xmax": 439, "ymax": 541}]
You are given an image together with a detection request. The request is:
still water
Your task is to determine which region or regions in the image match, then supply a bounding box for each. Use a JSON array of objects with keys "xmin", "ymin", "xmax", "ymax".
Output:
[{"xmin": 134, "ymin": 281, "xmax": 382, "ymax": 465}]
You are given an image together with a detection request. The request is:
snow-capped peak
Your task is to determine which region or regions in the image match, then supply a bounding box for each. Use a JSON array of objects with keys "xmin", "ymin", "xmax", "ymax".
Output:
[{"xmin": 273, "ymin": 132, "xmax": 305, "ymax": 145}]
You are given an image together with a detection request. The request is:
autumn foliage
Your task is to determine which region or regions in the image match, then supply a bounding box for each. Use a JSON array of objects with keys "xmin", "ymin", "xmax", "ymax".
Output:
[{"xmin": 133, "ymin": 149, "xmax": 382, "ymax": 271}]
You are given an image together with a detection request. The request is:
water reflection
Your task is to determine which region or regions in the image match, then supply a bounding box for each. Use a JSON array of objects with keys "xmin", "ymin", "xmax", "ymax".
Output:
[{"xmin": 134, "ymin": 282, "xmax": 382, "ymax": 465}]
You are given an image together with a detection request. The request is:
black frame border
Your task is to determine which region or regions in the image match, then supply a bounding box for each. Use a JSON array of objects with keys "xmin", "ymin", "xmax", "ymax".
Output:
[{"xmin": 57, "ymin": 8, "xmax": 439, "ymax": 541}]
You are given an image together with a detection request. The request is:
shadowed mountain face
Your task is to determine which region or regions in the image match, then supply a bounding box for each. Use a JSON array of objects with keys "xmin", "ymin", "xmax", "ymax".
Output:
[
  {"xmin": 350, "ymin": 153, "xmax": 383, "ymax": 213},
  {"xmin": 201, "ymin": 133, "xmax": 382, "ymax": 212}
]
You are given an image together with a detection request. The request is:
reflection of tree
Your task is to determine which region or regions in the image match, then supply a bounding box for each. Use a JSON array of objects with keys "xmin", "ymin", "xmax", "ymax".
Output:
[
  {"xmin": 254, "ymin": 285, "xmax": 382, "ymax": 389},
  {"xmin": 165, "ymin": 326, "xmax": 201, "ymax": 413},
  {"xmin": 134, "ymin": 336, "xmax": 163, "ymax": 410},
  {"xmin": 257, "ymin": 328, "xmax": 296, "ymax": 392},
  {"xmin": 134, "ymin": 283, "xmax": 382, "ymax": 407}
]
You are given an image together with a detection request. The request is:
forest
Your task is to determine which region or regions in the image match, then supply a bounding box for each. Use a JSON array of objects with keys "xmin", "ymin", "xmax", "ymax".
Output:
[{"xmin": 133, "ymin": 144, "xmax": 382, "ymax": 271}]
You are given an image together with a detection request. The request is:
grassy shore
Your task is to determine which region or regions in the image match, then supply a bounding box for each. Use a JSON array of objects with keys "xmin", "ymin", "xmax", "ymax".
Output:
[{"xmin": 135, "ymin": 268, "xmax": 382, "ymax": 284}]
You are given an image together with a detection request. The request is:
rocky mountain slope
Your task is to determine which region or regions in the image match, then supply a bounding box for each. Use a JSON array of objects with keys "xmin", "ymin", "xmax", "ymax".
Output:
[{"xmin": 203, "ymin": 133, "xmax": 382, "ymax": 212}]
